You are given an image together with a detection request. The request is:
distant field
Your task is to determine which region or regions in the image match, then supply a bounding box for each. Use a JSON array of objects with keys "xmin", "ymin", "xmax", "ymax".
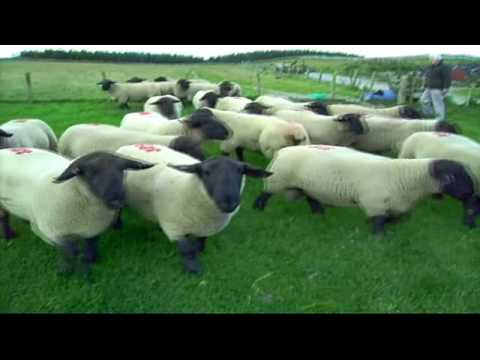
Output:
[{"xmin": 1, "ymin": 60, "xmax": 480, "ymax": 313}]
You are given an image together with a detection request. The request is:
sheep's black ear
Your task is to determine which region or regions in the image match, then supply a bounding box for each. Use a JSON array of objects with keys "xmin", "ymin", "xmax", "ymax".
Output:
[
  {"xmin": 243, "ymin": 164, "xmax": 273, "ymax": 178},
  {"xmin": 121, "ymin": 159, "xmax": 155, "ymax": 171},
  {"xmin": 168, "ymin": 163, "xmax": 201, "ymax": 174},
  {"xmin": 53, "ymin": 164, "xmax": 82, "ymax": 184},
  {"xmin": 172, "ymin": 99, "xmax": 181, "ymax": 103},
  {"xmin": 0, "ymin": 129, "xmax": 13, "ymax": 137}
]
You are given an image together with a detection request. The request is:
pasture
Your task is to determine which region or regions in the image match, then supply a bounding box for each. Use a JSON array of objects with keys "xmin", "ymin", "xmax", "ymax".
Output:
[{"xmin": 1, "ymin": 60, "xmax": 480, "ymax": 313}]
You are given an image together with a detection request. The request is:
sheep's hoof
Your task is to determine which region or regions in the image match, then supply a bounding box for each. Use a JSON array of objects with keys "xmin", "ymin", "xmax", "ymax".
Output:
[
  {"xmin": 112, "ymin": 219, "xmax": 123, "ymax": 230},
  {"xmin": 183, "ymin": 258, "xmax": 203, "ymax": 275},
  {"xmin": 83, "ymin": 253, "xmax": 100, "ymax": 264},
  {"xmin": 196, "ymin": 238, "xmax": 207, "ymax": 253},
  {"xmin": 253, "ymin": 192, "xmax": 272, "ymax": 211},
  {"xmin": 432, "ymin": 194, "xmax": 444, "ymax": 200}
]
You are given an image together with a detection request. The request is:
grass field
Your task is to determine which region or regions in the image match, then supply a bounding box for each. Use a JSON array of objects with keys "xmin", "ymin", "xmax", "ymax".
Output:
[{"xmin": 1, "ymin": 60, "xmax": 480, "ymax": 313}]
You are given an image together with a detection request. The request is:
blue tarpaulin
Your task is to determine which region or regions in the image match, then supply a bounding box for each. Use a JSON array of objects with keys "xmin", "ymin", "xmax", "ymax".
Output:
[{"xmin": 365, "ymin": 89, "xmax": 397, "ymax": 101}]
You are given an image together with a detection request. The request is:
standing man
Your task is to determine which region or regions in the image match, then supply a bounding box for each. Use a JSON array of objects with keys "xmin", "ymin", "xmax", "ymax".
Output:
[{"xmin": 421, "ymin": 54, "xmax": 452, "ymax": 121}]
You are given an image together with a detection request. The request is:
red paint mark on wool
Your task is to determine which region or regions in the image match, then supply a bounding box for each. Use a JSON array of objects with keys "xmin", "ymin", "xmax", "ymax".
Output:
[
  {"xmin": 309, "ymin": 145, "xmax": 335, "ymax": 151},
  {"xmin": 135, "ymin": 144, "xmax": 161, "ymax": 153},
  {"xmin": 140, "ymin": 112, "xmax": 152, "ymax": 116},
  {"xmin": 10, "ymin": 148, "xmax": 33, "ymax": 155}
]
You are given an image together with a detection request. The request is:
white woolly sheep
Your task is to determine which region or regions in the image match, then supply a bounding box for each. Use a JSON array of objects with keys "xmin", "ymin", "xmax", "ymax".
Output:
[
  {"xmin": 351, "ymin": 115, "xmax": 460, "ymax": 154},
  {"xmin": 193, "ymin": 90, "xmax": 252, "ymax": 112},
  {"xmin": 217, "ymin": 81, "xmax": 242, "ymax": 97},
  {"xmin": 174, "ymin": 79, "xmax": 219, "ymax": 101},
  {"xmin": 207, "ymin": 108, "xmax": 311, "ymax": 161},
  {"xmin": 253, "ymin": 145, "xmax": 476, "ymax": 234},
  {"xmin": 120, "ymin": 108, "xmax": 231, "ymax": 144},
  {"xmin": 319, "ymin": 103, "xmax": 423, "ymax": 119},
  {"xmin": 58, "ymin": 124, "xmax": 205, "ymax": 161},
  {"xmin": 144, "ymin": 95, "xmax": 183, "ymax": 119},
  {"xmin": 273, "ymin": 110, "xmax": 367, "ymax": 146},
  {"xmin": 97, "ymin": 79, "xmax": 176, "ymax": 108},
  {"xmin": 247, "ymin": 95, "xmax": 325, "ymax": 115},
  {"xmin": 115, "ymin": 144, "xmax": 271, "ymax": 274},
  {"xmin": 399, "ymin": 131, "xmax": 480, "ymax": 228},
  {"xmin": 0, "ymin": 148, "xmax": 153, "ymax": 277},
  {"xmin": 0, "ymin": 118, "xmax": 58, "ymax": 151}
]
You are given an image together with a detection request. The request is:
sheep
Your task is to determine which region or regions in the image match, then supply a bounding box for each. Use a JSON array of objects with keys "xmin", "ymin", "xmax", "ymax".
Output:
[
  {"xmin": 144, "ymin": 95, "xmax": 183, "ymax": 119},
  {"xmin": 116, "ymin": 144, "xmax": 271, "ymax": 274},
  {"xmin": 0, "ymin": 149, "xmax": 153, "ymax": 276},
  {"xmin": 193, "ymin": 90, "xmax": 252, "ymax": 112},
  {"xmin": 58, "ymin": 124, "xmax": 205, "ymax": 161},
  {"xmin": 315, "ymin": 103, "xmax": 423, "ymax": 119},
  {"xmin": 217, "ymin": 81, "xmax": 242, "ymax": 97},
  {"xmin": 174, "ymin": 79, "xmax": 219, "ymax": 101},
  {"xmin": 253, "ymin": 145, "xmax": 475, "ymax": 234},
  {"xmin": 207, "ymin": 108, "xmax": 311, "ymax": 161},
  {"xmin": 120, "ymin": 108, "xmax": 231, "ymax": 144},
  {"xmin": 350, "ymin": 115, "xmax": 459, "ymax": 154},
  {"xmin": 247, "ymin": 95, "xmax": 328, "ymax": 115},
  {"xmin": 97, "ymin": 79, "xmax": 176, "ymax": 108},
  {"xmin": 398, "ymin": 131, "xmax": 480, "ymax": 228},
  {"xmin": 273, "ymin": 110, "xmax": 367, "ymax": 146},
  {"xmin": 0, "ymin": 118, "xmax": 58, "ymax": 151}
]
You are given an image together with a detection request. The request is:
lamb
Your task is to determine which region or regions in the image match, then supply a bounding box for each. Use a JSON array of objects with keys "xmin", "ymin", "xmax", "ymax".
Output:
[
  {"xmin": 143, "ymin": 95, "xmax": 183, "ymax": 119},
  {"xmin": 273, "ymin": 110, "xmax": 367, "ymax": 146},
  {"xmin": 174, "ymin": 79, "xmax": 219, "ymax": 101},
  {"xmin": 313, "ymin": 103, "xmax": 423, "ymax": 119},
  {"xmin": 0, "ymin": 149, "xmax": 153, "ymax": 276},
  {"xmin": 351, "ymin": 115, "xmax": 459, "ymax": 154},
  {"xmin": 398, "ymin": 131, "xmax": 480, "ymax": 228},
  {"xmin": 246, "ymin": 95, "xmax": 329, "ymax": 115},
  {"xmin": 116, "ymin": 144, "xmax": 271, "ymax": 274},
  {"xmin": 120, "ymin": 108, "xmax": 231, "ymax": 143},
  {"xmin": 253, "ymin": 145, "xmax": 475, "ymax": 234},
  {"xmin": 217, "ymin": 81, "xmax": 242, "ymax": 97},
  {"xmin": 193, "ymin": 90, "xmax": 252, "ymax": 112},
  {"xmin": 207, "ymin": 108, "xmax": 311, "ymax": 161},
  {"xmin": 97, "ymin": 79, "xmax": 176, "ymax": 108},
  {"xmin": 58, "ymin": 124, "xmax": 205, "ymax": 161},
  {"xmin": 0, "ymin": 118, "xmax": 58, "ymax": 151}
]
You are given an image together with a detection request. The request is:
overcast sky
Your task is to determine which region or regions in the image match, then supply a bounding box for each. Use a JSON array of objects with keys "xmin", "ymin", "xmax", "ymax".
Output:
[{"xmin": 1, "ymin": 45, "xmax": 480, "ymax": 59}]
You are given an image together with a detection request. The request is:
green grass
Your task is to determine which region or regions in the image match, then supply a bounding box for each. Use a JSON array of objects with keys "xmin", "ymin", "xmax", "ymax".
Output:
[{"xmin": 1, "ymin": 60, "xmax": 480, "ymax": 313}]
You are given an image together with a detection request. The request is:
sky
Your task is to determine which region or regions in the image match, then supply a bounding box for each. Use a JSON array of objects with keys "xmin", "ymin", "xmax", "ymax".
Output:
[{"xmin": 1, "ymin": 45, "xmax": 480, "ymax": 59}]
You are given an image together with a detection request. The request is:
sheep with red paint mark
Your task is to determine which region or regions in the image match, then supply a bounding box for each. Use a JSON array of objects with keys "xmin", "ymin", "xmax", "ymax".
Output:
[{"xmin": 0, "ymin": 119, "xmax": 57, "ymax": 151}]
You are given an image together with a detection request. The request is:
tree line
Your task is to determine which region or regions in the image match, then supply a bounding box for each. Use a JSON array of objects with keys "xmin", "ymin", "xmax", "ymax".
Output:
[{"xmin": 19, "ymin": 49, "xmax": 359, "ymax": 64}]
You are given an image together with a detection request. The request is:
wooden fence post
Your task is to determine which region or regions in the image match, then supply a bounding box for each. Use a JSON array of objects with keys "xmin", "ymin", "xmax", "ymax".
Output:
[
  {"xmin": 331, "ymin": 72, "xmax": 337, "ymax": 100},
  {"xmin": 368, "ymin": 71, "xmax": 377, "ymax": 92},
  {"xmin": 466, "ymin": 83, "xmax": 474, "ymax": 107},
  {"xmin": 25, "ymin": 72, "xmax": 32, "ymax": 103},
  {"xmin": 398, "ymin": 74, "xmax": 409, "ymax": 105},
  {"xmin": 256, "ymin": 68, "xmax": 264, "ymax": 96},
  {"xmin": 352, "ymin": 70, "xmax": 359, "ymax": 87},
  {"xmin": 101, "ymin": 72, "xmax": 106, "ymax": 80},
  {"xmin": 409, "ymin": 75, "xmax": 418, "ymax": 104}
]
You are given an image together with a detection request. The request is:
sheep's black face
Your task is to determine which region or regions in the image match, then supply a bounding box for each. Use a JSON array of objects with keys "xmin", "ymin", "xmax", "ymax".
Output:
[
  {"xmin": 334, "ymin": 113, "xmax": 367, "ymax": 135},
  {"xmin": 0, "ymin": 129, "xmax": 13, "ymax": 149},
  {"xmin": 127, "ymin": 77, "xmax": 145, "ymax": 83},
  {"xmin": 177, "ymin": 79, "xmax": 191, "ymax": 91},
  {"xmin": 431, "ymin": 160, "xmax": 475, "ymax": 201},
  {"xmin": 53, "ymin": 152, "xmax": 155, "ymax": 210},
  {"xmin": 153, "ymin": 97, "xmax": 180, "ymax": 119},
  {"xmin": 185, "ymin": 109, "xmax": 230, "ymax": 140},
  {"xmin": 168, "ymin": 157, "xmax": 272, "ymax": 214},
  {"xmin": 436, "ymin": 121, "xmax": 461, "ymax": 134},
  {"xmin": 399, "ymin": 106, "xmax": 422, "ymax": 119},
  {"xmin": 219, "ymin": 81, "xmax": 233, "ymax": 97},
  {"xmin": 306, "ymin": 101, "xmax": 329, "ymax": 115},
  {"xmin": 200, "ymin": 92, "xmax": 219, "ymax": 108},
  {"xmin": 243, "ymin": 102, "xmax": 269, "ymax": 114},
  {"xmin": 97, "ymin": 79, "xmax": 116, "ymax": 91},
  {"xmin": 169, "ymin": 136, "xmax": 205, "ymax": 161}
]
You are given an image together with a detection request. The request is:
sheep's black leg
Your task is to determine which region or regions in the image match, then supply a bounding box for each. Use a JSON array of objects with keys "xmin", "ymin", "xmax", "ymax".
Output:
[
  {"xmin": 112, "ymin": 210, "xmax": 123, "ymax": 230},
  {"xmin": 120, "ymin": 102, "xmax": 129, "ymax": 110},
  {"xmin": 463, "ymin": 201, "xmax": 477, "ymax": 229},
  {"xmin": 83, "ymin": 237, "xmax": 100, "ymax": 264},
  {"xmin": 58, "ymin": 240, "xmax": 80, "ymax": 276},
  {"xmin": 235, "ymin": 147, "xmax": 245, "ymax": 162},
  {"xmin": 196, "ymin": 237, "xmax": 207, "ymax": 253},
  {"xmin": 371, "ymin": 216, "xmax": 388, "ymax": 235},
  {"xmin": 177, "ymin": 239, "xmax": 202, "ymax": 275},
  {"xmin": 306, "ymin": 196, "xmax": 324, "ymax": 215},
  {"xmin": 1, "ymin": 211, "xmax": 17, "ymax": 241},
  {"xmin": 253, "ymin": 192, "xmax": 273, "ymax": 211}
]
